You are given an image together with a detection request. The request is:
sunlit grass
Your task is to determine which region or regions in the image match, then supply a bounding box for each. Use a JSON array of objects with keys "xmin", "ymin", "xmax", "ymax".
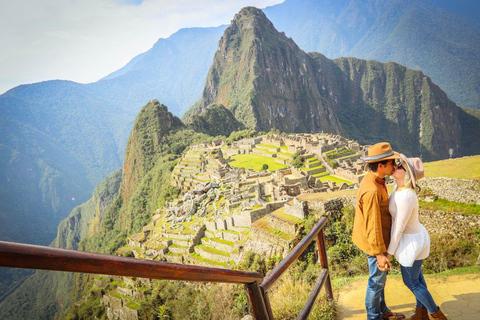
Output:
[
  {"xmin": 423, "ymin": 155, "xmax": 480, "ymax": 180},
  {"xmin": 229, "ymin": 154, "xmax": 287, "ymax": 171}
]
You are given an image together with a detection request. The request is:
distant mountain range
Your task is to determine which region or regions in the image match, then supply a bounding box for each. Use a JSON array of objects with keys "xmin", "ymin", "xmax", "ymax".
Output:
[
  {"xmin": 1, "ymin": 4, "xmax": 480, "ymax": 318},
  {"xmin": 1, "ymin": 0, "xmax": 480, "ymax": 310},
  {"xmin": 184, "ymin": 7, "xmax": 472, "ymax": 161}
]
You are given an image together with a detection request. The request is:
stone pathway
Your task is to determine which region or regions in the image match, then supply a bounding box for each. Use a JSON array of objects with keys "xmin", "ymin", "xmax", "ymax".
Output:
[{"xmin": 337, "ymin": 273, "xmax": 480, "ymax": 320}]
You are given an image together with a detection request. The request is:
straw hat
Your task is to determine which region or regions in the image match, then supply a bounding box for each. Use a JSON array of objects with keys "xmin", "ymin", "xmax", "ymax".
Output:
[
  {"xmin": 361, "ymin": 142, "xmax": 400, "ymax": 163},
  {"xmin": 399, "ymin": 153, "xmax": 424, "ymax": 189}
]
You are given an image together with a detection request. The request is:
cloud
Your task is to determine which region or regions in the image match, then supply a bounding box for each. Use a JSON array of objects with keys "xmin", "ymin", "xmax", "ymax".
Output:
[{"xmin": 0, "ymin": 0, "xmax": 284, "ymax": 94}]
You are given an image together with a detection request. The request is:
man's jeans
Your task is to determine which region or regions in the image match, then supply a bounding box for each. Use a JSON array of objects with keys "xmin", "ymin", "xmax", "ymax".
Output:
[
  {"xmin": 366, "ymin": 254, "xmax": 389, "ymax": 319},
  {"xmin": 400, "ymin": 260, "xmax": 439, "ymax": 314}
]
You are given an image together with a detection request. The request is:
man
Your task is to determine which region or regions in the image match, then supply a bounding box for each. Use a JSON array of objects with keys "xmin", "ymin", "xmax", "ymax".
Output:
[{"xmin": 352, "ymin": 142, "xmax": 405, "ymax": 320}]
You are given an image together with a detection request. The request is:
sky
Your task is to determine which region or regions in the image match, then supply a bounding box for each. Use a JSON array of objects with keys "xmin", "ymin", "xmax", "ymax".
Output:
[{"xmin": 0, "ymin": 0, "xmax": 283, "ymax": 94}]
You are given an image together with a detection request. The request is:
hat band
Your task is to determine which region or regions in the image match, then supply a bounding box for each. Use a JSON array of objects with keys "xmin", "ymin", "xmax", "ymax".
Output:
[{"xmin": 361, "ymin": 150, "xmax": 394, "ymax": 162}]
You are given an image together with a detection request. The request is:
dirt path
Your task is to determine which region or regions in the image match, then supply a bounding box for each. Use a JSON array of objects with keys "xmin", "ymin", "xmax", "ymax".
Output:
[{"xmin": 337, "ymin": 273, "xmax": 480, "ymax": 320}]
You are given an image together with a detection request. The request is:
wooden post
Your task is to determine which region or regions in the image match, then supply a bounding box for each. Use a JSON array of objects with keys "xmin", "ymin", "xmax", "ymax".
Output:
[
  {"xmin": 262, "ymin": 289, "xmax": 275, "ymax": 320},
  {"xmin": 245, "ymin": 281, "xmax": 270, "ymax": 320},
  {"xmin": 316, "ymin": 229, "xmax": 333, "ymax": 300}
]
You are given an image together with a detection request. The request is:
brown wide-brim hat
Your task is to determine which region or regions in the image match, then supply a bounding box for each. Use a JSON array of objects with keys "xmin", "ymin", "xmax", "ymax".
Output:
[
  {"xmin": 399, "ymin": 153, "xmax": 424, "ymax": 189},
  {"xmin": 361, "ymin": 142, "xmax": 401, "ymax": 163}
]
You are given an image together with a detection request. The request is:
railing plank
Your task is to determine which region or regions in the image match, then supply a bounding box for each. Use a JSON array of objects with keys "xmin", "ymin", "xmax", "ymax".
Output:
[
  {"xmin": 317, "ymin": 229, "xmax": 333, "ymax": 300},
  {"xmin": 261, "ymin": 216, "xmax": 328, "ymax": 291},
  {"xmin": 296, "ymin": 268, "xmax": 328, "ymax": 320},
  {"xmin": 245, "ymin": 281, "xmax": 270, "ymax": 320},
  {"xmin": 0, "ymin": 241, "xmax": 263, "ymax": 284}
]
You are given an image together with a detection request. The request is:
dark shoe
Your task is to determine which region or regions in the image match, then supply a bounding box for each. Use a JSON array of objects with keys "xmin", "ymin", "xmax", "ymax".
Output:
[
  {"xmin": 382, "ymin": 310, "xmax": 406, "ymax": 319},
  {"xmin": 430, "ymin": 307, "xmax": 448, "ymax": 320},
  {"xmin": 406, "ymin": 307, "xmax": 428, "ymax": 320}
]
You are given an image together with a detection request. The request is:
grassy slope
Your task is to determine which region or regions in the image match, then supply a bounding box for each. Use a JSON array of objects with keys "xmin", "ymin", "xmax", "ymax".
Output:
[
  {"xmin": 229, "ymin": 154, "xmax": 287, "ymax": 171},
  {"xmin": 423, "ymin": 155, "xmax": 480, "ymax": 180}
]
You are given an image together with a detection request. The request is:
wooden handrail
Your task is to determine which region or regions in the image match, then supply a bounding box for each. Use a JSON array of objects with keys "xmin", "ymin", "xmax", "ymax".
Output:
[
  {"xmin": 0, "ymin": 241, "xmax": 263, "ymax": 284},
  {"xmin": 261, "ymin": 216, "xmax": 328, "ymax": 291},
  {"xmin": 297, "ymin": 268, "xmax": 328, "ymax": 319},
  {"xmin": 0, "ymin": 215, "xmax": 333, "ymax": 320}
]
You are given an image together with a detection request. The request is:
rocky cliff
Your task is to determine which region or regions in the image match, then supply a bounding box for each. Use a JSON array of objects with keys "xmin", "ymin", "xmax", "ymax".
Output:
[
  {"xmin": 186, "ymin": 103, "xmax": 244, "ymax": 137},
  {"xmin": 184, "ymin": 7, "xmax": 467, "ymax": 161},
  {"xmin": 184, "ymin": 7, "xmax": 344, "ymax": 135}
]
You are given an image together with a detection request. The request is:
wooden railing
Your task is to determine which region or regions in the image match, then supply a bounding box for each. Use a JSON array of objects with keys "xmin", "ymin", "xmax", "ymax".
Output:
[{"xmin": 0, "ymin": 216, "xmax": 332, "ymax": 319}]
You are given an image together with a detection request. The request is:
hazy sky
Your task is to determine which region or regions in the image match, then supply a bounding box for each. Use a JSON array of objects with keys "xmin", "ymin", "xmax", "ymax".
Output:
[{"xmin": 0, "ymin": 0, "xmax": 283, "ymax": 94}]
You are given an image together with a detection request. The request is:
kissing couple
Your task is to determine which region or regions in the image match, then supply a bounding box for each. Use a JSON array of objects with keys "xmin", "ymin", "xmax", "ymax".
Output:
[{"xmin": 352, "ymin": 142, "xmax": 447, "ymax": 320}]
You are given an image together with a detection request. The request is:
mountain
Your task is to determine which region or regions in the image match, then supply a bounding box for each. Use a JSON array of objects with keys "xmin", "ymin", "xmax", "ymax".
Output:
[
  {"xmin": 0, "ymin": 26, "xmax": 223, "ymax": 251},
  {"xmin": 184, "ymin": 7, "xmax": 343, "ymax": 135},
  {"xmin": 0, "ymin": 101, "xmax": 213, "ymax": 319},
  {"xmin": 0, "ymin": 25, "xmax": 224, "ymax": 302},
  {"xmin": 185, "ymin": 7, "xmax": 466, "ymax": 160},
  {"xmin": 186, "ymin": 103, "xmax": 244, "ymax": 137},
  {"xmin": 96, "ymin": 26, "xmax": 226, "ymax": 115},
  {"xmin": 264, "ymin": 0, "xmax": 480, "ymax": 110},
  {"xmin": 0, "ymin": 168, "xmax": 122, "ymax": 320}
]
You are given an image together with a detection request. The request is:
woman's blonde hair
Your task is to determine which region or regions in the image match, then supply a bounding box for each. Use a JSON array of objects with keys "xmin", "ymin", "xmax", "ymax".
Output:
[{"xmin": 401, "ymin": 159, "xmax": 414, "ymax": 189}]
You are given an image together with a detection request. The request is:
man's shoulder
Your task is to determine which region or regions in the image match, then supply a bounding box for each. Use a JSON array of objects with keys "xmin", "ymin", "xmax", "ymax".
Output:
[{"xmin": 358, "ymin": 173, "xmax": 378, "ymax": 192}]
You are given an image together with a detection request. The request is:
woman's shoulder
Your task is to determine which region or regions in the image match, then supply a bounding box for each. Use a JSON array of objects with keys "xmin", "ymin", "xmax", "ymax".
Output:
[{"xmin": 395, "ymin": 187, "xmax": 417, "ymax": 201}]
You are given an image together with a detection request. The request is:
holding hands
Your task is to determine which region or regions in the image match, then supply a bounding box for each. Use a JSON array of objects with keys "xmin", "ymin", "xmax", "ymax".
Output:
[{"xmin": 376, "ymin": 253, "xmax": 391, "ymax": 272}]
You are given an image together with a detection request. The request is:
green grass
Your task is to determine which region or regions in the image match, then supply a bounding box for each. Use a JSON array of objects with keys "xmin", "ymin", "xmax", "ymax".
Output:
[
  {"xmin": 189, "ymin": 252, "xmax": 228, "ymax": 267},
  {"xmin": 318, "ymin": 174, "xmax": 355, "ymax": 185},
  {"xmin": 419, "ymin": 198, "xmax": 480, "ymax": 215},
  {"xmin": 210, "ymin": 237, "xmax": 235, "ymax": 246},
  {"xmin": 125, "ymin": 301, "xmax": 140, "ymax": 310},
  {"xmin": 229, "ymin": 154, "xmax": 288, "ymax": 171},
  {"xmin": 271, "ymin": 207, "xmax": 303, "ymax": 224},
  {"xmin": 423, "ymin": 155, "xmax": 480, "ymax": 180},
  {"xmin": 251, "ymin": 216, "xmax": 296, "ymax": 241},
  {"xmin": 197, "ymin": 244, "xmax": 230, "ymax": 257},
  {"xmin": 169, "ymin": 243, "xmax": 189, "ymax": 249}
]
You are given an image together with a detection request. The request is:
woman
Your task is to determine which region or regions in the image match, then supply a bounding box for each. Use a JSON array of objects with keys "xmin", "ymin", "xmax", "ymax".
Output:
[{"xmin": 385, "ymin": 154, "xmax": 447, "ymax": 320}]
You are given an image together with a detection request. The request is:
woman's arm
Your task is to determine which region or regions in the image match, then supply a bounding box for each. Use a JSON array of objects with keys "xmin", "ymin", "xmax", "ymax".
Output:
[{"xmin": 387, "ymin": 190, "xmax": 416, "ymax": 256}]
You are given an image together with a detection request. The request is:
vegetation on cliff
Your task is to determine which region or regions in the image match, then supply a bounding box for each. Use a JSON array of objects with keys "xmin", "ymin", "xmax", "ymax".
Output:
[
  {"xmin": 184, "ymin": 6, "xmax": 473, "ymax": 161},
  {"xmin": 186, "ymin": 103, "xmax": 244, "ymax": 137}
]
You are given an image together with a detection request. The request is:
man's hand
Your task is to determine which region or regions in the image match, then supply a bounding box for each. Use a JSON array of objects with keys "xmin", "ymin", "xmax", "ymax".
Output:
[{"xmin": 376, "ymin": 254, "xmax": 391, "ymax": 271}]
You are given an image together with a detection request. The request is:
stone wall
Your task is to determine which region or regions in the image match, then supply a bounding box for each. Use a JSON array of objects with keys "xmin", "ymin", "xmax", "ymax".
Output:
[
  {"xmin": 420, "ymin": 210, "xmax": 480, "ymax": 242},
  {"xmin": 284, "ymin": 198, "xmax": 307, "ymax": 220},
  {"xmin": 418, "ymin": 178, "xmax": 480, "ymax": 204},
  {"xmin": 102, "ymin": 294, "xmax": 139, "ymax": 320},
  {"xmin": 268, "ymin": 215, "xmax": 298, "ymax": 234},
  {"xmin": 242, "ymin": 240, "xmax": 285, "ymax": 258},
  {"xmin": 308, "ymin": 196, "xmax": 355, "ymax": 217}
]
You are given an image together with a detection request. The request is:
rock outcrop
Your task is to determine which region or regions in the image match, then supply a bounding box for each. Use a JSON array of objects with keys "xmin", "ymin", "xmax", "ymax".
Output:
[{"xmin": 184, "ymin": 7, "xmax": 465, "ymax": 161}]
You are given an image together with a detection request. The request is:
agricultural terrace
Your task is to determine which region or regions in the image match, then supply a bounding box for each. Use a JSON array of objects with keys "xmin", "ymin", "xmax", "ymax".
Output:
[
  {"xmin": 228, "ymin": 154, "xmax": 288, "ymax": 172},
  {"xmin": 423, "ymin": 155, "xmax": 480, "ymax": 180}
]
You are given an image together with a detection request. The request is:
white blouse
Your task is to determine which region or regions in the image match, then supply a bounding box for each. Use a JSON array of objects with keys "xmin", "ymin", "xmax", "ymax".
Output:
[{"xmin": 386, "ymin": 186, "xmax": 430, "ymax": 267}]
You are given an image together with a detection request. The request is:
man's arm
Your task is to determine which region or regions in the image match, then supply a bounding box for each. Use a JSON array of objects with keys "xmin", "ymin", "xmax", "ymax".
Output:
[
  {"xmin": 362, "ymin": 191, "xmax": 391, "ymax": 270},
  {"xmin": 362, "ymin": 191, "xmax": 387, "ymax": 254}
]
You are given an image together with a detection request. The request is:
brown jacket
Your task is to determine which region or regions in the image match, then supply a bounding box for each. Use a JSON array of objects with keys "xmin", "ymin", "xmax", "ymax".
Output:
[{"xmin": 352, "ymin": 172, "xmax": 392, "ymax": 256}]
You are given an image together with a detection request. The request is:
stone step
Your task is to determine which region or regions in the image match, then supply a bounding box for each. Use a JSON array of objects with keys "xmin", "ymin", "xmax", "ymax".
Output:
[
  {"xmin": 194, "ymin": 244, "xmax": 231, "ymax": 263},
  {"xmin": 201, "ymin": 237, "xmax": 236, "ymax": 253},
  {"xmin": 188, "ymin": 253, "xmax": 229, "ymax": 269},
  {"xmin": 219, "ymin": 229, "xmax": 241, "ymax": 242},
  {"xmin": 267, "ymin": 210, "xmax": 302, "ymax": 235},
  {"xmin": 170, "ymin": 238, "xmax": 191, "ymax": 246},
  {"xmin": 164, "ymin": 252, "xmax": 184, "ymax": 264},
  {"xmin": 168, "ymin": 244, "xmax": 191, "ymax": 254},
  {"xmin": 304, "ymin": 166, "xmax": 326, "ymax": 175}
]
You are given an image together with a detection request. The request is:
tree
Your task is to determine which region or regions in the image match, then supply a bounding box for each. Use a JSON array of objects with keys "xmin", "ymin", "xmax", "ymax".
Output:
[{"xmin": 262, "ymin": 164, "xmax": 269, "ymax": 171}]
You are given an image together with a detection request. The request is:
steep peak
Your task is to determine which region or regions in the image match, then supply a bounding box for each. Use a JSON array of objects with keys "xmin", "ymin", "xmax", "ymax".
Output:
[
  {"xmin": 122, "ymin": 100, "xmax": 183, "ymax": 202},
  {"xmin": 232, "ymin": 6, "xmax": 274, "ymax": 32}
]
